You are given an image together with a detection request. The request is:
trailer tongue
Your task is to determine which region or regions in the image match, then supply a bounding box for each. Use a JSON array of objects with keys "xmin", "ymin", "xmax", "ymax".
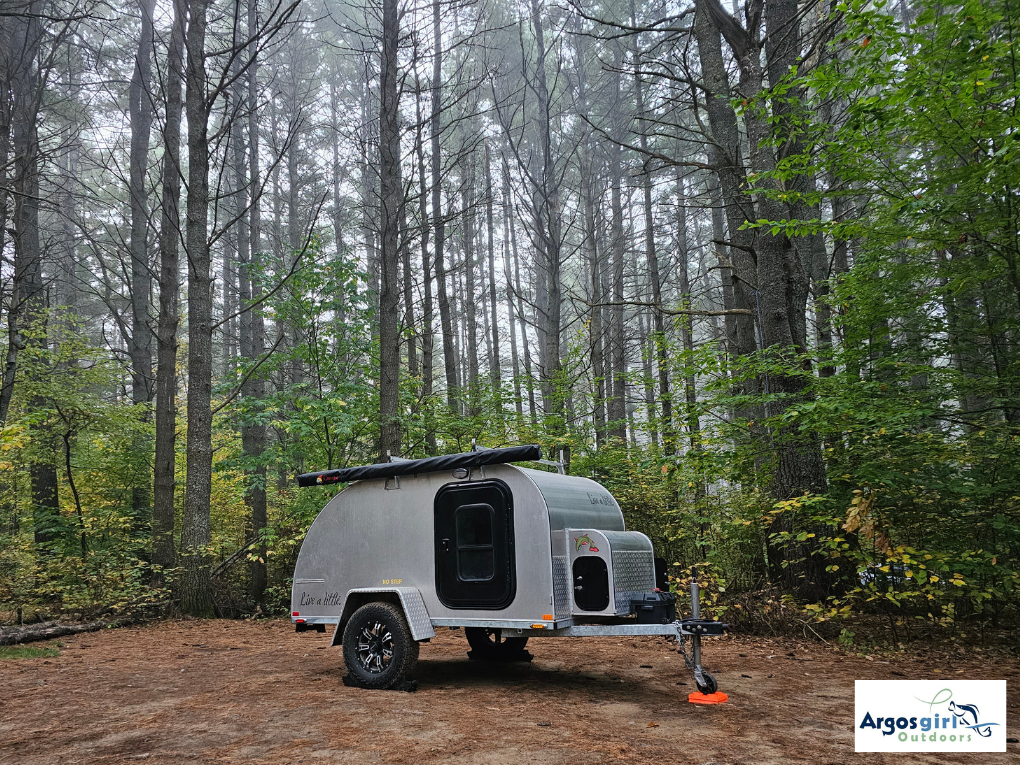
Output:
[{"xmin": 292, "ymin": 444, "xmax": 728, "ymax": 698}]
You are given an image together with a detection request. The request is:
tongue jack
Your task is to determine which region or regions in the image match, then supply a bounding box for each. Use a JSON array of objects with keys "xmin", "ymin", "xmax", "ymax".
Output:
[{"xmin": 687, "ymin": 580, "xmax": 728, "ymax": 704}]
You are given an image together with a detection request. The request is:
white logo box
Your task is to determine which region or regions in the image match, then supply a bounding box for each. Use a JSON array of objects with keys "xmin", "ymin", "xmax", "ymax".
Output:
[{"xmin": 855, "ymin": 679, "xmax": 1007, "ymax": 752}]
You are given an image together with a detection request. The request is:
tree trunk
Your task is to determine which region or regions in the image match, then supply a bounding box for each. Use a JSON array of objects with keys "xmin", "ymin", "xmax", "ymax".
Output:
[
  {"xmin": 286, "ymin": 118, "xmax": 300, "ymax": 253},
  {"xmin": 377, "ymin": 0, "xmax": 402, "ymax": 458},
  {"xmin": 462, "ymin": 142, "xmax": 479, "ymax": 415},
  {"xmin": 359, "ymin": 56, "xmax": 379, "ymax": 328},
  {"xmin": 330, "ymin": 73, "xmax": 345, "ymax": 291},
  {"xmin": 607, "ymin": 46, "xmax": 627, "ymax": 443},
  {"xmin": 414, "ymin": 79, "xmax": 436, "ymax": 453},
  {"xmin": 181, "ymin": 0, "xmax": 215, "ymax": 617},
  {"xmin": 431, "ymin": 0, "xmax": 458, "ymax": 413},
  {"xmin": 152, "ymin": 0, "xmax": 186, "ymax": 584},
  {"xmin": 7, "ymin": 7, "xmax": 58, "ymax": 548},
  {"xmin": 572, "ymin": 31, "xmax": 606, "ymax": 447},
  {"xmin": 507, "ymin": 164, "xmax": 537, "ymax": 424},
  {"xmin": 631, "ymin": 3, "xmax": 672, "ymax": 453},
  {"xmin": 693, "ymin": 0, "xmax": 759, "ymax": 361},
  {"xmin": 244, "ymin": 0, "xmax": 268, "ymax": 603},
  {"xmin": 284, "ymin": 83, "xmax": 303, "ymax": 395},
  {"xmin": 675, "ymin": 174, "xmax": 701, "ymax": 453},
  {"xmin": 1, "ymin": 6, "xmax": 43, "ymax": 427},
  {"xmin": 639, "ymin": 314, "xmax": 657, "ymax": 446},
  {"xmin": 481, "ymin": 270, "xmax": 493, "ymax": 384},
  {"xmin": 402, "ymin": 205, "xmax": 418, "ymax": 381},
  {"xmin": 227, "ymin": 0, "xmax": 268, "ymax": 605},
  {"xmin": 56, "ymin": 42, "xmax": 79, "ymax": 321},
  {"xmin": 586, "ymin": 194, "xmax": 606, "ymax": 446},
  {"xmin": 0, "ymin": 618, "xmax": 138, "ymax": 647},
  {"xmin": 599, "ymin": 213, "xmax": 614, "ymax": 410},
  {"xmin": 703, "ymin": 0, "xmax": 831, "ymax": 596},
  {"xmin": 399, "ymin": 85, "xmax": 416, "ymax": 385},
  {"xmin": 501, "ymin": 159, "xmax": 523, "ymax": 419},
  {"xmin": 0, "ymin": 53, "xmax": 9, "ymax": 424},
  {"xmin": 529, "ymin": 0, "xmax": 563, "ymax": 435},
  {"xmin": 222, "ymin": 232, "xmax": 237, "ymax": 374},
  {"xmin": 128, "ymin": 0, "xmax": 156, "ymax": 531},
  {"xmin": 485, "ymin": 140, "xmax": 500, "ymax": 385},
  {"xmin": 452, "ymin": 251, "xmax": 464, "ymax": 393},
  {"xmin": 704, "ymin": 145, "xmax": 739, "ymax": 358},
  {"xmin": 268, "ymin": 96, "xmax": 289, "ymax": 493}
]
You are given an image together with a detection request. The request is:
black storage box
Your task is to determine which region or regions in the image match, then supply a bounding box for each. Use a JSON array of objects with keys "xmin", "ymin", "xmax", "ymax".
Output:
[{"xmin": 632, "ymin": 591, "xmax": 677, "ymax": 624}]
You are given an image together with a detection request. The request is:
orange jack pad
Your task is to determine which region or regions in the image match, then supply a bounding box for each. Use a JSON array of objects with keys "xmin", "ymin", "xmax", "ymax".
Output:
[{"xmin": 688, "ymin": 691, "xmax": 729, "ymax": 704}]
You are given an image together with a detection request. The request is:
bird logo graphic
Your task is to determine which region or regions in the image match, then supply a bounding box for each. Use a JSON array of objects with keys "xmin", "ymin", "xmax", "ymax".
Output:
[{"xmin": 574, "ymin": 534, "xmax": 599, "ymax": 553}]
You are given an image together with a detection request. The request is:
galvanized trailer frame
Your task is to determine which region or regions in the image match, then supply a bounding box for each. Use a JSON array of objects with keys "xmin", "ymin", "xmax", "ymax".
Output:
[{"xmin": 291, "ymin": 445, "xmax": 725, "ymax": 691}]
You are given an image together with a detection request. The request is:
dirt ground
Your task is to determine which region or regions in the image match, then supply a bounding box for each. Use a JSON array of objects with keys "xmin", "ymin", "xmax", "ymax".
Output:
[{"xmin": 1, "ymin": 619, "xmax": 1017, "ymax": 765}]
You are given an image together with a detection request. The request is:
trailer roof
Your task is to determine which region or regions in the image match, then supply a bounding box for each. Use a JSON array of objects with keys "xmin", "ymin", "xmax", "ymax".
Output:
[{"xmin": 296, "ymin": 444, "xmax": 543, "ymax": 486}]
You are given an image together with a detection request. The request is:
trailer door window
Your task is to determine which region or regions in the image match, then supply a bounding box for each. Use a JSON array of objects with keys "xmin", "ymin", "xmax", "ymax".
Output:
[{"xmin": 455, "ymin": 504, "xmax": 495, "ymax": 581}]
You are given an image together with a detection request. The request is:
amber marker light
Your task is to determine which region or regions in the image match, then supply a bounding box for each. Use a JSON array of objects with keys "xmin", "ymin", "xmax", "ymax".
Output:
[
  {"xmin": 542, "ymin": 614, "xmax": 554, "ymax": 620},
  {"xmin": 530, "ymin": 624, "xmax": 547, "ymax": 629}
]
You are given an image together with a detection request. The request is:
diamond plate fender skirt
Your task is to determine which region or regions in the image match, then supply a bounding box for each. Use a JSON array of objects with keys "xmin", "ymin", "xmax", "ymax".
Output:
[{"xmin": 329, "ymin": 587, "xmax": 436, "ymax": 645}]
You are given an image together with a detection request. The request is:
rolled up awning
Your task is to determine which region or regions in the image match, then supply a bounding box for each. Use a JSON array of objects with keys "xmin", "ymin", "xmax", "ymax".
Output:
[{"xmin": 296, "ymin": 444, "xmax": 543, "ymax": 487}]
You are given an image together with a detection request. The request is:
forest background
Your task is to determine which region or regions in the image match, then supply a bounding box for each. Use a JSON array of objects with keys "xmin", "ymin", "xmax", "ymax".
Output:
[{"xmin": 0, "ymin": 0, "xmax": 1017, "ymax": 647}]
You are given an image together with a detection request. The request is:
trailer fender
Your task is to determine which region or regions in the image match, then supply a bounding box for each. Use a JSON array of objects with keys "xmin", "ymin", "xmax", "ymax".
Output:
[{"xmin": 330, "ymin": 587, "xmax": 436, "ymax": 646}]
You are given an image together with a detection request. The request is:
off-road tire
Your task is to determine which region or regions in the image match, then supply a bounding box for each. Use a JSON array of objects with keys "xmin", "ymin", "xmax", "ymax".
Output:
[
  {"xmin": 465, "ymin": 627, "xmax": 531, "ymax": 661},
  {"xmin": 342, "ymin": 602, "xmax": 419, "ymax": 690}
]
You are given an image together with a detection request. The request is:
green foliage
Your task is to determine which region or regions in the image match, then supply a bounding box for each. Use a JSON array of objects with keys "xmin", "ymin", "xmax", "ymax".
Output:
[
  {"xmin": 247, "ymin": 238, "xmax": 378, "ymax": 472},
  {"xmin": 711, "ymin": 0, "xmax": 1020, "ymax": 635},
  {"xmin": 0, "ymin": 321, "xmax": 168, "ymax": 620},
  {"xmin": 0, "ymin": 643, "xmax": 60, "ymax": 660},
  {"xmin": 557, "ymin": 1, "xmax": 1019, "ymax": 638}
]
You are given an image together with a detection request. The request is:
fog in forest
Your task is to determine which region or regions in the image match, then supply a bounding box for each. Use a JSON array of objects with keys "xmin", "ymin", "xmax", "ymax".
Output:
[{"xmin": 1, "ymin": 0, "xmax": 1016, "ymax": 636}]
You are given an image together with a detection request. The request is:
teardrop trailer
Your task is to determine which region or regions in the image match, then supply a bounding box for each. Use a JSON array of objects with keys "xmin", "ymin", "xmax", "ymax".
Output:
[{"xmin": 291, "ymin": 444, "xmax": 727, "ymax": 694}]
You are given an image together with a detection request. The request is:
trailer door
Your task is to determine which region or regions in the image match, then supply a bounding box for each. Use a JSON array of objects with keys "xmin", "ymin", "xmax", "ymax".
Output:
[{"xmin": 434, "ymin": 480, "xmax": 516, "ymax": 609}]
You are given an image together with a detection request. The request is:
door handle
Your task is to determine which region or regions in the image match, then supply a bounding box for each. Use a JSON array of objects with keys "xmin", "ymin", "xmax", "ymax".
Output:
[{"xmin": 441, "ymin": 538, "xmax": 451, "ymax": 553}]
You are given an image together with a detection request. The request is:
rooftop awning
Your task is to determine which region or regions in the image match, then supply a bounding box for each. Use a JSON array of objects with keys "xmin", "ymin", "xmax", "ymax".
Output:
[{"xmin": 296, "ymin": 444, "xmax": 543, "ymax": 487}]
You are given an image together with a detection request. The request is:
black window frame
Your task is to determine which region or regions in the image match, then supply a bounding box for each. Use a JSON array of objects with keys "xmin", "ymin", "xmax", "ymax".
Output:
[{"xmin": 454, "ymin": 502, "xmax": 496, "ymax": 582}]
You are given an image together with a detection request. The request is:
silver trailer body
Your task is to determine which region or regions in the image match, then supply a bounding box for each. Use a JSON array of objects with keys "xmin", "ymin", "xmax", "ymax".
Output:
[
  {"xmin": 290, "ymin": 463, "xmax": 656, "ymax": 637},
  {"xmin": 291, "ymin": 446, "xmax": 726, "ymax": 694}
]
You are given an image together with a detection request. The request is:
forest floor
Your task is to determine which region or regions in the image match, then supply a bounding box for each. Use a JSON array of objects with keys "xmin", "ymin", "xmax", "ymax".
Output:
[{"xmin": 1, "ymin": 618, "xmax": 1017, "ymax": 765}]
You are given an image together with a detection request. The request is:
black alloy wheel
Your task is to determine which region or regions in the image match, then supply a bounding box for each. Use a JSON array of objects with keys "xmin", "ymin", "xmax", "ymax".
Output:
[{"xmin": 356, "ymin": 619, "xmax": 393, "ymax": 673}]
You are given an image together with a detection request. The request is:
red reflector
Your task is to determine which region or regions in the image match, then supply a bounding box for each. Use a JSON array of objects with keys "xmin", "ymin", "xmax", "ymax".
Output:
[
  {"xmin": 292, "ymin": 611, "xmax": 300, "ymax": 616},
  {"xmin": 295, "ymin": 619, "xmax": 306, "ymax": 624}
]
